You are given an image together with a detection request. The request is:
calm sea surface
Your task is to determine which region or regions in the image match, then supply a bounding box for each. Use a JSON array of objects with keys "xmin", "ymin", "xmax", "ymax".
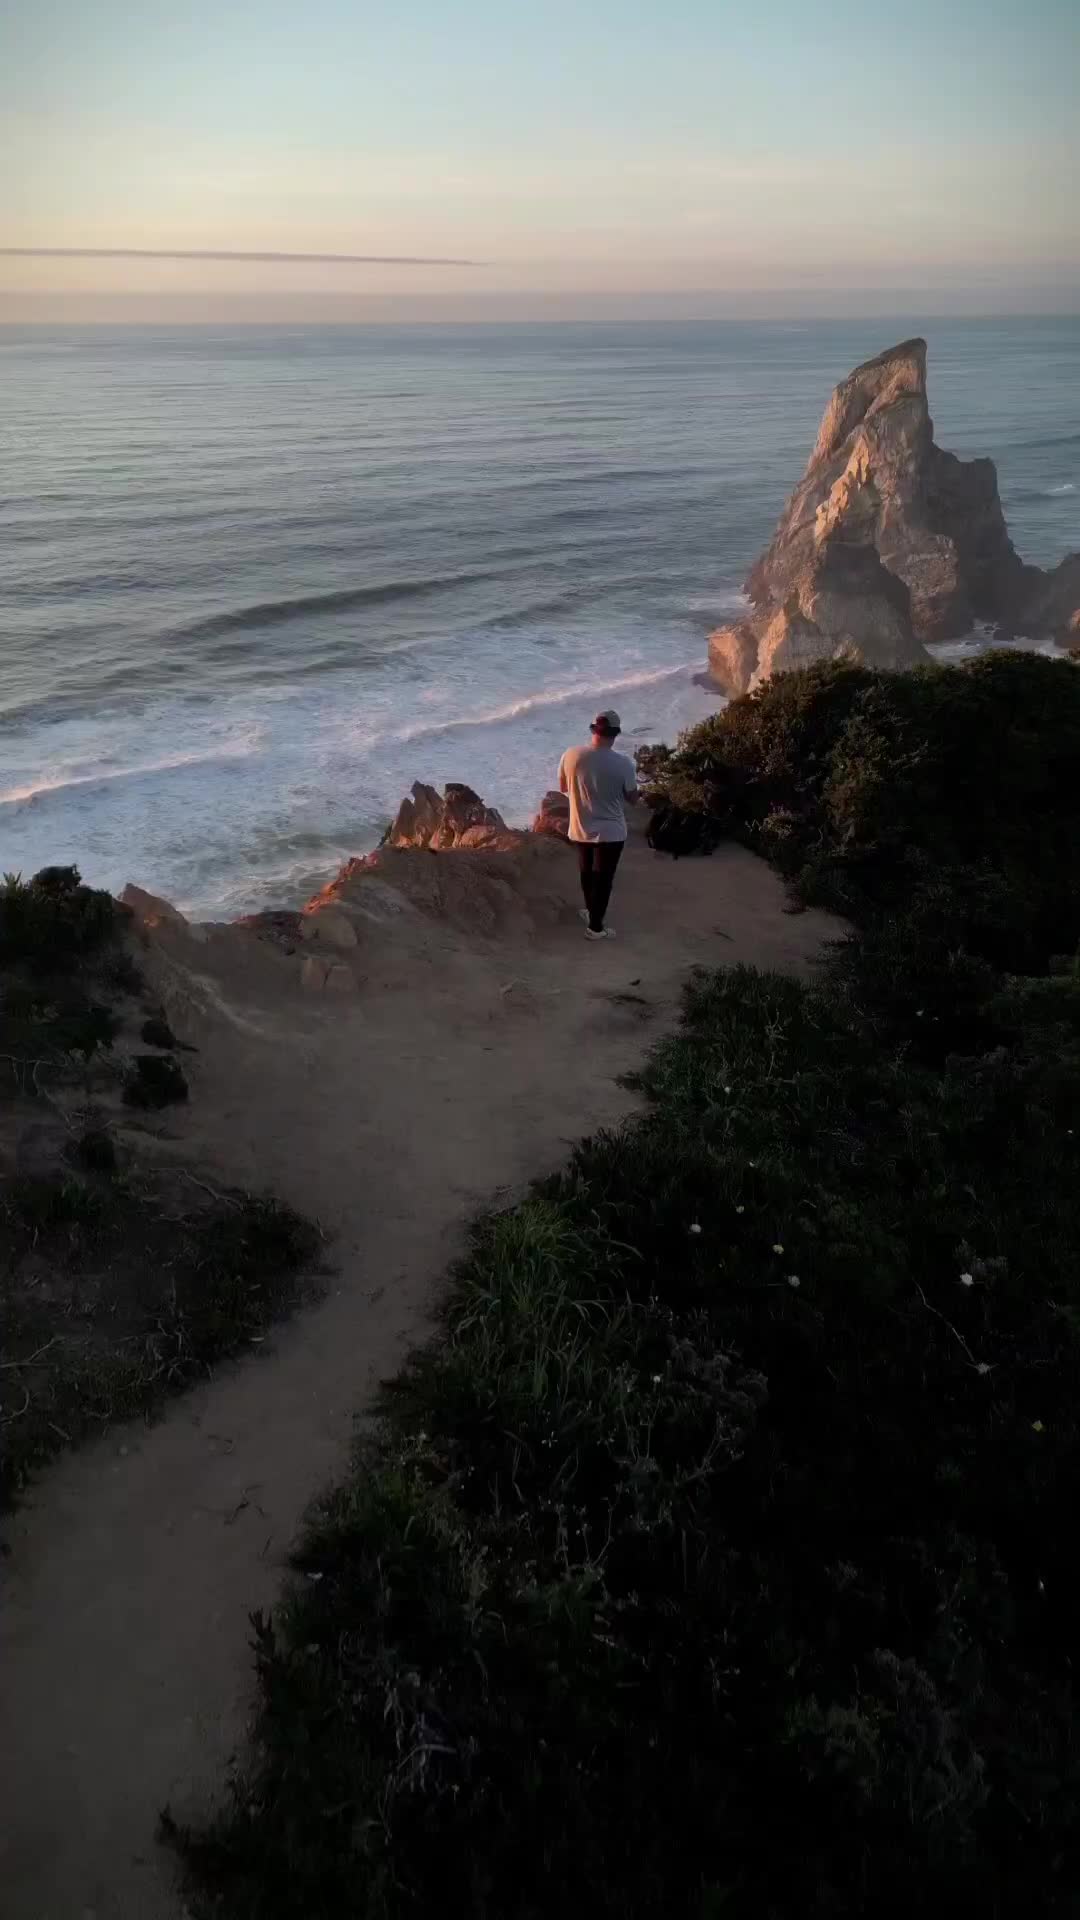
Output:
[{"xmin": 2, "ymin": 317, "xmax": 1077, "ymax": 914}]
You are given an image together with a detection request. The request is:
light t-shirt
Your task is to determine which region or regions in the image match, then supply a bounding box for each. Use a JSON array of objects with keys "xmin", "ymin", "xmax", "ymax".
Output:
[{"xmin": 558, "ymin": 744, "xmax": 638, "ymax": 844}]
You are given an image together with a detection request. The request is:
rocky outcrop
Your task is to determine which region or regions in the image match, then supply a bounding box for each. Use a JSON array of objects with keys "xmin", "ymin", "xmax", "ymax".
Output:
[
  {"xmin": 531, "ymin": 789, "xmax": 570, "ymax": 839},
  {"xmin": 299, "ymin": 902, "xmax": 358, "ymax": 950},
  {"xmin": 1007, "ymin": 552, "xmax": 1080, "ymax": 642},
  {"xmin": 121, "ymin": 884, "xmax": 209, "ymax": 944},
  {"xmin": 708, "ymin": 337, "xmax": 1079, "ymax": 696},
  {"xmin": 382, "ymin": 781, "xmax": 514, "ymax": 851},
  {"xmin": 710, "ymin": 539, "xmax": 928, "ymax": 697},
  {"xmin": 299, "ymin": 954, "xmax": 357, "ymax": 994}
]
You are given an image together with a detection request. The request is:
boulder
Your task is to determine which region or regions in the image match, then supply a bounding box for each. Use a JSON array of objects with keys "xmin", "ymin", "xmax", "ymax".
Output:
[
  {"xmin": 531, "ymin": 790, "xmax": 571, "ymax": 839},
  {"xmin": 299, "ymin": 954, "xmax": 357, "ymax": 994},
  {"xmin": 121, "ymin": 885, "xmax": 189, "ymax": 931},
  {"xmin": 709, "ymin": 337, "xmax": 1079, "ymax": 692},
  {"xmin": 299, "ymin": 902, "xmax": 358, "ymax": 950},
  {"xmin": 120, "ymin": 885, "xmax": 208, "ymax": 944},
  {"xmin": 1005, "ymin": 553, "xmax": 1080, "ymax": 643},
  {"xmin": 382, "ymin": 781, "xmax": 509, "ymax": 851},
  {"xmin": 706, "ymin": 622, "xmax": 760, "ymax": 700}
]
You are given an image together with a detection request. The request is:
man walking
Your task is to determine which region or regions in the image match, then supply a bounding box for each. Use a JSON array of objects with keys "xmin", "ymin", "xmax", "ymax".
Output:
[{"xmin": 558, "ymin": 709, "xmax": 638, "ymax": 941}]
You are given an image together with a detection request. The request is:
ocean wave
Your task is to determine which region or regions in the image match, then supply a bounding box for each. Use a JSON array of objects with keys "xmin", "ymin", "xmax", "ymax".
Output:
[
  {"xmin": 1010, "ymin": 430, "xmax": 1080, "ymax": 453},
  {"xmin": 928, "ymin": 633, "xmax": 1062, "ymax": 664},
  {"xmin": 372, "ymin": 660, "xmax": 700, "ymax": 752},
  {"xmin": 170, "ymin": 571, "xmax": 504, "ymax": 644},
  {"xmin": 0, "ymin": 741, "xmax": 257, "ymax": 808},
  {"xmin": 1046, "ymin": 482, "xmax": 1075, "ymax": 495},
  {"xmin": 683, "ymin": 589, "xmax": 750, "ymax": 616}
]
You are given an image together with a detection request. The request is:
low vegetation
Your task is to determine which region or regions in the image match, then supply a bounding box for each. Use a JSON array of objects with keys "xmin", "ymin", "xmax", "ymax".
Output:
[
  {"xmin": 1, "ymin": 867, "xmax": 319, "ymax": 1506},
  {"xmin": 164, "ymin": 655, "xmax": 1076, "ymax": 1913}
]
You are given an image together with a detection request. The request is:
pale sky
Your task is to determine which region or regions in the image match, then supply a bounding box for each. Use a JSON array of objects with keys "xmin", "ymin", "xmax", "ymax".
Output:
[{"xmin": 2, "ymin": 0, "xmax": 1078, "ymax": 322}]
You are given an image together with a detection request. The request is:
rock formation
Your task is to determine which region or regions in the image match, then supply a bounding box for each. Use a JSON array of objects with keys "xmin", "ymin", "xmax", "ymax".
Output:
[
  {"xmin": 707, "ymin": 337, "xmax": 1080, "ymax": 696},
  {"xmin": 382, "ymin": 781, "xmax": 514, "ymax": 852},
  {"xmin": 531, "ymin": 789, "xmax": 571, "ymax": 839},
  {"xmin": 1014, "ymin": 553, "xmax": 1080, "ymax": 642}
]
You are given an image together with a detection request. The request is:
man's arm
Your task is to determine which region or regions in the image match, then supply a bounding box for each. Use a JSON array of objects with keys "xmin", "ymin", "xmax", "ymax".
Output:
[
  {"xmin": 623, "ymin": 757, "xmax": 639, "ymax": 804},
  {"xmin": 558, "ymin": 752, "xmax": 569, "ymax": 795}
]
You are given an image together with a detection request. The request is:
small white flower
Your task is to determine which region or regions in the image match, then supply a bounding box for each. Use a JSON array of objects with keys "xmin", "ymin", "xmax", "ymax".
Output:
[
  {"xmin": 724, "ymin": 1085, "xmax": 732, "ymax": 1094},
  {"xmin": 772, "ymin": 1243, "xmax": 784, "ymax": 1255},
  {"xmin": 1032, "ymin": 1419, "xmax": 1045, "ymax": 1433},
  {"xmin": 735, "ymin": 1205, "xmax": 745, "ymax": 1215},
  {"xmin": 651, "ymin": 1374, "xmax": 662, "ymax": 1385},
  {"xmin": 974, "ymin": 1361, "xmax": 992, "ymax": 1376},
  {"xmin": 787, "ymin": 1275, "xmax": 801, "ymax": 1290},
  {"xmin": 689, "ymin": 1222, "xmax": 702, "ymax": 1235},
  {"xmin": 915, "ymin": 1009, "xmax": 924, "ymax": 1018},
  {"xmin": 959, "ymin": 1272, "xmax": 974, "ymax": 1287}
]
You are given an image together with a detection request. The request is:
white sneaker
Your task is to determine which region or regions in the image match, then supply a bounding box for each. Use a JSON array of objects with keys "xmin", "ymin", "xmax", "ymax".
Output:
[{"xmin": 585, "ymin": 925, "xmax": 616, "ymax": 941}]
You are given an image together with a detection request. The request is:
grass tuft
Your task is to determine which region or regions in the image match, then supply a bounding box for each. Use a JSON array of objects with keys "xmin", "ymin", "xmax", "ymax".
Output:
[{"xmin": 1, "ymin": 1178, "xmax": 321, "ymax": 1508}]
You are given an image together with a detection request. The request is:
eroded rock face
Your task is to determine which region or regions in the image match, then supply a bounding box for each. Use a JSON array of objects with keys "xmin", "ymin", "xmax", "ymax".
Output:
[
  {"xmin": 531, "ymin": 790, "xmax": 571, "ymax": 839},
  {"xmin": 1009, "ymin": 552, "xmax": 1080, "ymax": 643},
  {"xmin": 382, "ymin": 781, "xmax": 511, "ymax": 851},
  {"xmin": 745, "ymin": 338, "xmax": 1030, "ymax": 640},
  {"xmin": 120, "ymin": 884, "xmax": 209, "ymax": 944},
  {"xmin": 299, "ymin": 903, "xmax": 359, "ymax": 950},
  {"xmin": 708, "ymin": 337, "xmax": 1079, "ymax": 695},
  {"xmin": 710, "ymin": 537, "xmax": 928, "ymax": 697}
]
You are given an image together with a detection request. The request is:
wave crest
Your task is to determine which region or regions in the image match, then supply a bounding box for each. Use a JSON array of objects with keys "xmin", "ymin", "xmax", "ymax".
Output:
[
  {"xmin": 172, "ymin": 572, "xmax": 502, "ymax": 644},
  {"xmin": 377, "ymin": 660, "xmax": 700, "ymax": 751},
  {"xmin": 0, "ymin": 742, "xmax": 256, "ymax": 808}
]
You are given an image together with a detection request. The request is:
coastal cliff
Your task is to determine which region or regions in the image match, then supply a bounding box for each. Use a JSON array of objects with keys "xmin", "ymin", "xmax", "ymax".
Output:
[{"xmin": 707, "ymin": 338, "xmax": 1080, "ymax": 695}]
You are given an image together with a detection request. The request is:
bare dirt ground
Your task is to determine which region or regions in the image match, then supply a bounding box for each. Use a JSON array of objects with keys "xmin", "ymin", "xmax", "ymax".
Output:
[{"xmin": 0, "ymin": 827, "xmax": 835, "ymax": 1920}]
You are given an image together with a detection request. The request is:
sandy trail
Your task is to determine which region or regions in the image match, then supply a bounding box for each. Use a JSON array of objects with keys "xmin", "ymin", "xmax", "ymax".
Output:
[{"xmin": 0, "ymin": 830, "xmax": 835, "ymax": 1919}]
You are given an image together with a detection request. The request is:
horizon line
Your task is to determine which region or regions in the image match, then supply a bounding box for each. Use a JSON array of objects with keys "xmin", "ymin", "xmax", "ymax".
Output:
[{"xmin": 0, "ymin": 246, "xmax": 485, "ymax": 267}]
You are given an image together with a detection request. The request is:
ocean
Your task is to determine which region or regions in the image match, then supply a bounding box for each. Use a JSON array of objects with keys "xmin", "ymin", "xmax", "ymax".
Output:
[{"xmin": 2, "ymin": 316, "xmax": 1077, "ymax": 917}]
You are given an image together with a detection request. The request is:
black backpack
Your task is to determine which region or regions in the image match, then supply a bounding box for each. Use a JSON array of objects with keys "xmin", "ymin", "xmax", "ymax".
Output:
[{"xmin": 646, "ymin": 805, "xmax": 721, "ymax": 859}]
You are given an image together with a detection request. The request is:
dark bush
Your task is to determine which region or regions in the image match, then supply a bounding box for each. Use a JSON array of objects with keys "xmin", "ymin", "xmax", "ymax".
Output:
[
  {"xmin": 72, "ymin": 1127, "xmax": 118, "ymax": 1174},
  {"xmin": 0, "ymin": 865, "xmax": 120, "ymax": 970},
  {"xmin": 647, "ymin": 653, "xmax": 1080, "ymax": 969},
  {"xmin": 122, "ymin": 1054, "xmax": 189, "ymax": 1108},
  {"xmin": 1, "ymin": 1182, "xmax": 320, "ymax": 1508},
  {"xmin": 141, "ymin": 1015, "xmax": 178, "ymax": 1049}
]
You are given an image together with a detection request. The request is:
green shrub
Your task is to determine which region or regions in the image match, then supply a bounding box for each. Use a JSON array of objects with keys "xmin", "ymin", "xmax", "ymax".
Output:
[
  {"xmin": 1, "ymin": 1183, "xmax": 321, "ymax": 1507},
  {"xmin": 0, "ymin": 865, "xmax": 121, "ymax": 970},
  {"xmin": 648, "ymin": 654, "xmax": 1080, "ymax": 969}
]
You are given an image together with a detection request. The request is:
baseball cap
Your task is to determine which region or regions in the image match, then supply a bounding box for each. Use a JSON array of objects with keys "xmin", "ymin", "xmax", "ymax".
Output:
[{"xmin": 592, "ymin": 709, "xmax": 621, "ymax": 734}]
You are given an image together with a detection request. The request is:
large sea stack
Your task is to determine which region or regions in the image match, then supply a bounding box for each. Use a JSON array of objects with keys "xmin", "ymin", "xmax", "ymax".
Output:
[{"xmin": 707, "ymin": 338, "xmax": 1080, "ymax": 695}]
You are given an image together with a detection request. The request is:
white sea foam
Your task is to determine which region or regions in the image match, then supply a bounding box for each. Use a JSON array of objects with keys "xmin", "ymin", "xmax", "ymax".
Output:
[
  {"xmin": 376, "ymin": 660, "xmax": 702, "ymax": 751},
  {"xmin": 0, "ymin": 740, "xmax": 259, "ymax": 809},
  {"xmin": 928, "ymin": 630, "xmax": 1062, "ymax": 664},
  {"xmin": 0, "ymin": 619, "xmax": 719, "ymax": 916}
]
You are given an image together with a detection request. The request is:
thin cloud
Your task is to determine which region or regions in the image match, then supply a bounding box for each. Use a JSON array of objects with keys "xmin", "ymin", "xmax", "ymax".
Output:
[{"xmin": 0, "ymin": 246, "xmax": 483, "ymax": 267}]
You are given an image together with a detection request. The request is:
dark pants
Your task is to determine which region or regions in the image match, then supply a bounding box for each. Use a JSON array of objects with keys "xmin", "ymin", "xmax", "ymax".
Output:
[{"xmin": 576, "ymin": 840, "xmax": 624, "ymax": 932}]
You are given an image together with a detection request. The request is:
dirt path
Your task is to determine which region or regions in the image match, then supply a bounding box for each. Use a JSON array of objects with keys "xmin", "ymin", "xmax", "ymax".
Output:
[{"xmin": 0, "ymin": 833, "xmax": 835, "ymax": 1919}]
